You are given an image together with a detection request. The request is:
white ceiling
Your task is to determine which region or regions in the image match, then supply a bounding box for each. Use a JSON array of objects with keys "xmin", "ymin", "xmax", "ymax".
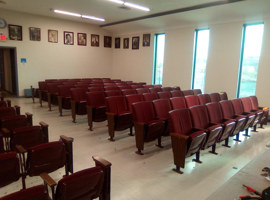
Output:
[{"xmin": 0, "ymin": 0, "xmax": 270, "ymax": 34}]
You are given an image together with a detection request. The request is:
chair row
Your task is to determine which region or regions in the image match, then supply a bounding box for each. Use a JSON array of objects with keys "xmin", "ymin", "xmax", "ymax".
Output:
[{"xmin": 169, "ymin": 96, "xmax": 268, "ymax": 174}]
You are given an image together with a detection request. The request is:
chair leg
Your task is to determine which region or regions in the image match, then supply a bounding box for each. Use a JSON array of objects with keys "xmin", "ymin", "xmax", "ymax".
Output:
[
  {"xmin": 209, "ymin": 144, "xmax": 218, "ymax": 155},
  {"xmin": 243, "ymin": 128, "xmax": 251, "ymax": 137},
  {"xmin": 222, "ymin": 138, "xmax": 231, "ymax": 148},
  {"xmin": 173, "ymin": 166, "xmax": 183, "ymax": 174},
  {"xmin": 128, "ymin": 126, "xmax": 133, "ymax": 136},
  {"xmin": 192, "ymin": 151, "xmax": 202, "ymax": 163},
  {"xmin": 233, "ymin": 133, "xmax": 241, "ymax": 142},
  {"xmin": 136, "ymin": 149, "xmax": 144, "ymax": 155},
  {"xmin": 156, "ymin": 136, "xmax": 163, "ymax": 148}
]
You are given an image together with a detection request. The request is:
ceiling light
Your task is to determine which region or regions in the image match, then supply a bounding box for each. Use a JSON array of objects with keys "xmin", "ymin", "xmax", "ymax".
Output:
[
  {"xmin": 82, "ymin": 15, "xmax": 105, "ymax": 22},
  {"xmin": 109, "ymin": 0, "xmax": 150, "ymax": 12},
  {"xmin": 53, "ymin": 9, "xmax": 105, "ymax": 22},
  {"xmin": 54, "ymin": 9, "xmax": 81, "ymax": 17},
  {"xmin": 124, "ymin": 2, "xmax": 150, "ymax": 12}
]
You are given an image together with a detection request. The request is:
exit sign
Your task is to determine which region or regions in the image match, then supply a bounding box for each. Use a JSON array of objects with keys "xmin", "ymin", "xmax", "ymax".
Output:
[{"xmin": 0, "ymin": 35, "xmax": 6, "ymax": 41}]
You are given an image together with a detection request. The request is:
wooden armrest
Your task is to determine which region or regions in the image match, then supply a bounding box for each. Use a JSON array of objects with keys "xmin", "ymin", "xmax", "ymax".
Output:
[
  {"xmin": 170, "ymin": 132, "xmax": 189, "ymax": 140},
  {"xmin": 210, "ymin": 122, "xmax": 220, "ymax": 126},
  {"xmin": 16, "ymin": 145, "xmax": 27, "ymax": 153},
  {"xmin": 224, "ymin": 118, "xmax": 235, "ymax": 121},
  {"xmin": 39, "ymin": 121, "xmax": 48, "ymax": 127},
  {"xmin": 60, "ymin": 135, "xmax": 73, "ymax": 143},
  {"xmin": 40, "ymin": 173, "xmax": 57, "ymax": 188},
  {"xmin": 106, "ymin": 112, "xmax": 116, "ymax": 116},
  {"xmin": 134, "ymin": 121, "xmax": 145, "ymax": 126},
  {"xmin": 92, "ymin": 156, "xmax": 112, "ymax": 168},
  {"xmin": 1, "ymin": 128, "xmax": 10, "ymax": 135},
  {"xmin": 25, "ymin": 112, "xmax": 33, "ymax": 116}
]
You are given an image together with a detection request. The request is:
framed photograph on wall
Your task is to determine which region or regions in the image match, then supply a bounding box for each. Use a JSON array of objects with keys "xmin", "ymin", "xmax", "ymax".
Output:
[
  {"xmin": 104, "ymin": 36, "xmax": 112, "ymax": 48},
  {"xmin": 8, "ymin": 24, "xmax": 22, "ymax": 41},
  {"xmin": 115, "ymin": 37, "xmax": 120, "ymax": 48},
  {"xmin": 48, "ymin": 29, "xmax": 58, "ymax": 43},
  {"xmin": 132, "ymin": 36, "xmax": 139, "ymax": 50},
  {"xmin": 29, "ymin": 27, "xmax": 41, "ymax": 41},
  {"xmin": 143, "ymin": 34, "xmax": 150, "ymax": 47},
  {"xmin": 64, "ymin": 31, "xmax": 74, "ymax": 45},
  {"xmin": 91, "ymin": 34, "xmax": 99, "ymax": 47},
  {"xmin": 77, "ymin": 33, "xmax": 87, "ymax": 46},
  {"xmin": 123, "ymin": 38, "xmax": 129, "ymax": 49}
]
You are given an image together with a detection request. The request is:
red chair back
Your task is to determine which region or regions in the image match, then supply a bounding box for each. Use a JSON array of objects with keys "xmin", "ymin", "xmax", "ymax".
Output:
[
  {"xmin": 71, "ymin": 88, "xmax": 87, "ymax": 101},
  {"xmin": 149, "ymin": 87, "xmax": 161, "ymax": 93},
  {"xmin": 193, "ymin": 89, "xmax": 202, "ymax": 95},
  {"xmin": 136, "ymin": 88, "xmax": 150, "ymax": 94},
  {"xmin": 170, "ymin": 90, "xmax": 183, "ymax": 97},
  {"xmin": 143, "ymin": 93, "xmax": 159, "ymax": 101},
  {"xmin": 169, "ymin": 109, "xmax": 193, "ymax": 134},
  {"xmin": 206, "ymin": 102, "xmax": 223, "ymax": 123},
  {"xmin": 105, "ymin": 90, "xmax": 122, "ymax": 97},
  {"xmin": 86, "ymin": 92, "xmax": 106, "ymax": 108},
  {"xmin": 189, "ymin": 105, "xmax": 210, "ymax": 129},
  {"xmin": 182, "ymin": 90, "xmax": 194, "ymax": 96},
  {"xmin": 231, "ymin": 98, "xmax": 244, "ymax": 115},
  {"xmin": 125, "ymin": 94, "xmax": 144, "ymax": 112},
  {"xmin": 58, "ymin": 85, "xmax": 72, "ymax": 98},
  {"xmin": 198, "ymin": 94, "xmax": 211, "ymax": 105},
  {"xmin": 209, "ymin": 93, "xmax": 221, "ymax": 102},
  {"xmin": 185, "ymin": 95, "xmax": 200, "ymax": 107},
  {"xmin": 170, "ymin": 97, "xmax": 187, "ymax": 109},
  {"xmin": 132, "ymin": 101, "xmax": 155, "ymax": 123},
  {"xmin": 153, "ymin": 99, "xmax": 172, "ymax": 120},
  {"xmin": 106, "ymin": 96, "xmax": 128, "ymax": 114},
  {"xmin": 241, "ymin": 97, "xmax": 253, "ymax": 113},
  {"xmin": 157, "ymin": 92, "xmax": 172, "ymax": 99},
  {"xmin": 121, "ymin": 89, "xmax": 137, "ymax": 95}
]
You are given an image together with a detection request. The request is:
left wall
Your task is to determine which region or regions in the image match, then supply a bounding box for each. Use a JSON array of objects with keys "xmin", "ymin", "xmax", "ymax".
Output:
[{"xmin": 0, "ymin": 9, "xmax": 112, "ymax": 96}]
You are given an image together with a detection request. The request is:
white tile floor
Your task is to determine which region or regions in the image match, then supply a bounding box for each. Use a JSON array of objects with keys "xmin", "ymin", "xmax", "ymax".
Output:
[{"xmin": 1, "ymin": 97, "xmax": 270, "ymax": 200}]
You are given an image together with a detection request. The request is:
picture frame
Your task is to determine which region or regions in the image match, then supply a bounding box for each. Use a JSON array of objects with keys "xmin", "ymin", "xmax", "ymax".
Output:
[
  {"xmin": 77, "ymin": 33, "xmax": 87, "ymax": 46},
  {"xmin": 48, "ymin": 29, "xmax": 58, "ymax": 43},
  {"xmin": 143, "ymin": 34, "xmax": 151, "ymax": 47},
  {"xmin": 123, "ymin": 38, "xmax": 129, "ymax": 49},
  {"xmin": 132, "ymin": 36, "xmax": 139, "ymax": 50},
  {"xmin": 91, "ymin": 34, "xmax": 99, "ymax": 47},
  {"xmin": 8, "ymin": 24, "xmax": 22, "ymax": 41},
  {"xmin": 115, "ymin": 37, "xmax": 120, "ymax": 48},
  {"xmin": 64, "ymin": 31, "xmax": 74, "ymax": 45},
  {"xmin": 29, "ymin": 27, "xmax": 41, "ymax": 41},
  {"xmin": 104, "ymin": 36, "xmax": 112, "ymax": 48}
]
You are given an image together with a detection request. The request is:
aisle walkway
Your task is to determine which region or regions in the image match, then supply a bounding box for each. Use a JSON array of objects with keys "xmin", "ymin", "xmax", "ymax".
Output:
[{"xmin": 1, "ymin": 97, "xmax": 270, "ymax": 200}]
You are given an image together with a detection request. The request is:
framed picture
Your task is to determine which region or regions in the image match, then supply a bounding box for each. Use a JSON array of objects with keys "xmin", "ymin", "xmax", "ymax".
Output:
[
  {"xmin": 115, "ymin": 37, "xmax": 120, "ymax": 48},
  {"xmin": 29, "ymin": 27, "xmax": 41, "ymax": 41},
  {"xmin": 77, "ymin": 33, "xmax": 87, "ymax": 46},
  {"xmin": 48, "ymin": 29, "xmax": 58, "ymax": 43},
  {"xmin": 132, "ymin": 36, "xmax": 139, "ymax": 50},
  {"xmin": 104, "ymin": 36, "xmax": 112, "ymax": 48},
  {"xmin": 64, "ymin": 31, "xmax": 74, "ymax": 45},
  {"xmin": 143, "ymin": 34, "xmax": 150, "ymax": 47},
  {"xmin": 91, "ymin": 34, "xmax": 99, "ymax": 47},
  {"xmin": 8, "ymin": 24, "xmax": 22, "ymax": 41},
  {"xmin": 123, "ymin": 38, "xmax": 129, "ymax": 49}
]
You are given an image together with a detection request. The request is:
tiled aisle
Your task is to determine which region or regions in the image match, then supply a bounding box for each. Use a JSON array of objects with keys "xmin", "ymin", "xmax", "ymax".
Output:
[{"xmin": 1, "ymin": 97, "xmax": 270, "ymax": 200}]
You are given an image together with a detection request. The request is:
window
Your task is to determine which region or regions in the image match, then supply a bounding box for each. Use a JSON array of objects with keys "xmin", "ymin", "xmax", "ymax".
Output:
[
  {"xmin": 152, "ymin": 33, "xmax": 165, "ymax": 85},
  {"xmin": 237, "ymin": 23, "xmax": 264, "ymax": 98},
  {"xmin": 191, "ymin": 29, "xmax": 210, "ymax": 93}
]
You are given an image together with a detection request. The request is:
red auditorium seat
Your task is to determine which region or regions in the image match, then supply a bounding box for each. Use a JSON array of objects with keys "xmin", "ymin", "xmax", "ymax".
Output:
[
  {"xmin": 149, "ymin": 87, "xmax": 162, "ymax": 93},
  {"xmin": 219, "ymin": 100, "xmax": 246, "ymax": 142},
  {"xmin": 86, "ymin": 92, "xmax": 107, "ymax": 131},
  {"xmin": 136, "ymin": 88, "xmax": 150, "ymax": 94},
  {"xmin": 0, "ymin": 185, "xmax": 49, "ymax": 200},
  {"xmin": 125, "ymin": 94, "xmax": 144, "ymax": 112},
  {"xmin": 38, "ymin": 81, "xmax": 48, "ymax": 107},
  {"xmin": 249, "ymin": 96, "xmax": 269, "ymax": 128},
  {"xmin": 17, "ymin": 136, "xmax": 73, "ymax": 188},
  {"xmin": 231, "ymin": 98, "xmax": 255, "ymax": 137},
  {"xmin": 206, "ymin": 102, "xmax": 236, "ymax": 147},
  {"xmin": 219, "ymin": 92, "xmax": 228, "ymax": 100},
  {"xmin": 132, "ymin": 101, "xmax": 165, "ymax": 155},
  {"xmin": 143, "ymin": 93, "xmax": 159, "ymax": 101},
  {"xmin": 182, "ymin": 90, "xmax": 194, "ymax": 96},
  {"xmin": 121, "ymin": 89, "xmax": 137, "ymax": 95},
  {"xmin": 209, "ymin": 93, "xmax": 221, "ymax": 102},
  {"xmin": 105, "ymin": 90, "xmax": 122, "ymax": 97},
  {"xmin": 41, "ymin": 156, "xmax": 112, "ymax": 200},
  {"xmin": 0, "ymin": 151, "xmax": 22, "ymax": 188},
  {"xmin": 198, "ymin": 94, "xmax": 211, "ymax": 105},
  {"xmin": 170, "ymin": 97, "xmax": 187, "ymax": 109},
  {"xmin": 189, "ymin": 105, "xmax": 223, "ymax": 154},
  {"xmin": 185, "ymin": 95, "xmax": 200, "ymax": 107},
  {"xmin": 47, "ymin": 82, "xmax": 61, "ymax": 111},
  {"xmin": 161, "ymin": 87, "xmax": 173, "ymax": 92},
  {"xmin": 88, "ymin": 87, "xmax": 105, "ymax": 92},
  {"xmin": 192, "ymin": 89, "xmax": 202, "ymax": 95},
  {"xmin": 57, "ymin": 85, "xmax": 72, "ymax": 116},
  {"xmin": 169, "ymin": 109, "xmax": 207, "ymax": 174},
  {"xmin": 170, "ymin": 90, "xmax": 184, "ymax": 97},
  {"xmin": 153, "ymin": 99, "xmax": 172, "ymax": 136},
  {"xmin": 70, "ymin": 88, "xmax": 87, "ymax": 123},
  {"xmin": 241, "ymin": 97, "xmax": 263, "ymax": 132},
  {"xmin": 105, "ymin": 96, "xmax": 133, "ymax": 141},
  {"xmin": 157, "ymin": 91, "xmax": 172, "ymax": 99}
]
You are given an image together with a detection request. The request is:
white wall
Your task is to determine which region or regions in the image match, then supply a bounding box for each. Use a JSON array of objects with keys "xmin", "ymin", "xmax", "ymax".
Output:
[
  {"xmin": 0, "ymin": 9, "xmax": 112, "ymax": 96},
  {"xmin": 112, "ymin": 18, "xmax": 270, "ymax": 107}
]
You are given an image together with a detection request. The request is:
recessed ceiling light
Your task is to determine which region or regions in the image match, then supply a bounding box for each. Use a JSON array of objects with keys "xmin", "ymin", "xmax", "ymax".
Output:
[
  {"xmin": 109, "ymin": 0, "xmax": 150, "ymax": 12},
  {"xmin": 53, "ymin": 9, "xmax": 105, "ymax": 22}
]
